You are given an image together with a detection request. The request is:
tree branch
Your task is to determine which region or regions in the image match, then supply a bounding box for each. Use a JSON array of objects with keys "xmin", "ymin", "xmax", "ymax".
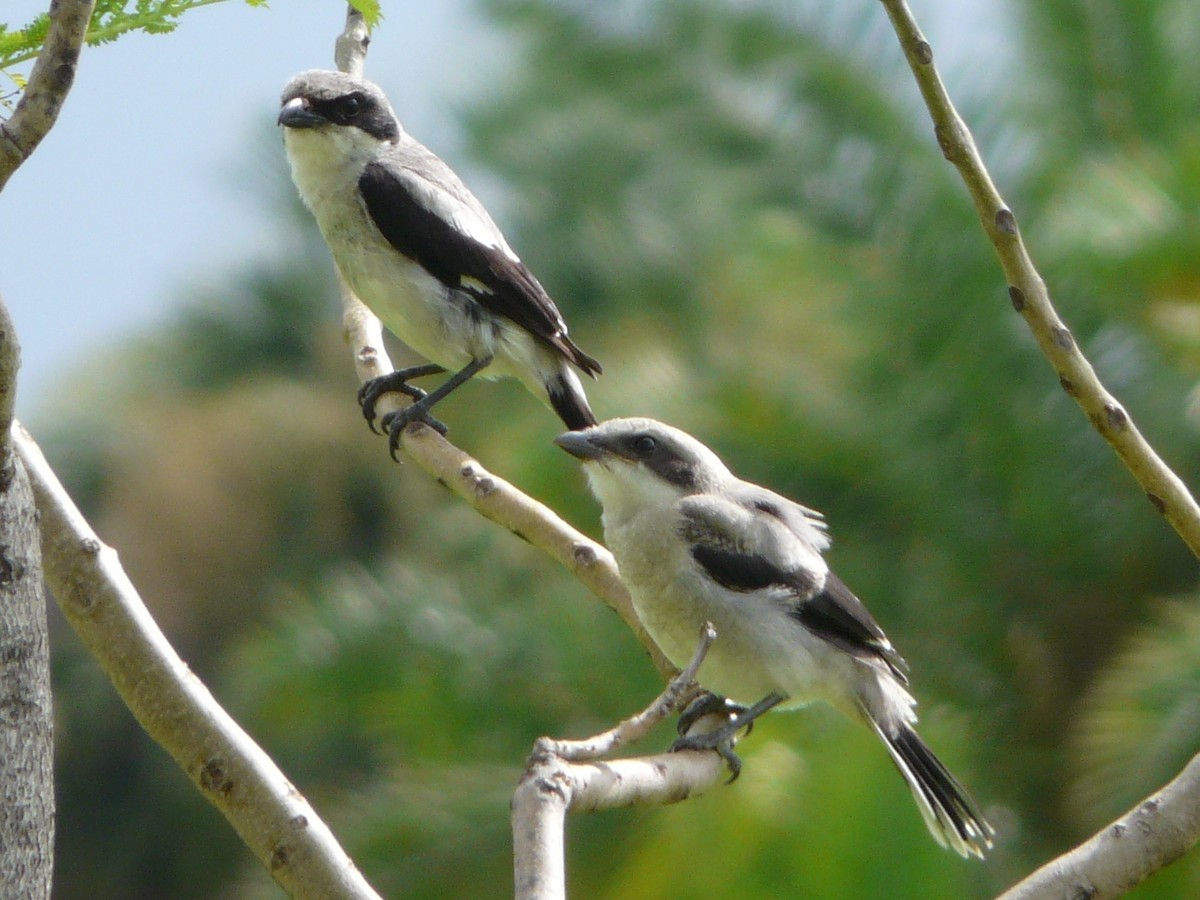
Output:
[
  {"xmin": 997, "ymin": 753, "xmax": 1200, "ymax": 900},
  {"xmin": 14, "ymin": 423, "xmax": 383, "ymax": 899},
  {"xmin": 0, "ymin": 296, "xmax": 53, "ymax": 898},
  {"xmin": 0, "ymin": 297, "xmax": 19, "ymax": 456},
  {"xmin": 878, "ymin": 0, "xmax": 1200, "ymax": 559},
  {"xmin": 0, "ymin": 0, "xmax": 96, "ymax": 192},
  {"xmin": 330, "ymin": 5, "xmax": 675, "ymax": 682},
  {"xmin": 512, "ymin": 625, "xmax": 724, "ymax": 900},
  {"xmin": 878, "ymin": 0, "xmax": 1200, "ymax": 892},
  {"xmin": 334, "ymin": 4, "xmax": 369, "ymax": 79}
]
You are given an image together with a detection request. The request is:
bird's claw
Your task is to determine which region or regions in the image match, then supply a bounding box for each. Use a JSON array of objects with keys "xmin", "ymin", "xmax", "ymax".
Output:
[
  {"xmin": 671, "ymin": 692, "xmax": 752, "ymax": 783},
  {"xmin": 359, "ymin": 380, "xmax": 427, "ymax": 434},
  {"xmin": 381, "ymin": 404, "xmax": 449, "ymax": 460},
  {"xmin": 676, "ymin": 692, "xmax": 749, "ymax": 737},
  {"xmin": 357, "ymin": 366, "xmax": 444, "ymax": 433},
  {"xmin": 670, "ymin": 728, "xmax": 744, "ymax": 783},
  {"xmin": 671, "ymin": 691, "xmax": 785, "ymax": 783}
]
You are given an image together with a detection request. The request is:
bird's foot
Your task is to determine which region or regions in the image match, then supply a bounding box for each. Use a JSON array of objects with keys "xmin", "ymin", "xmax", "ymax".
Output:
[
  {"xmin": 670, "ymin": 692, "xmax": 786, "ymax": 784},
  {"xmin": 671, "ymin": 725, "xmax": 747, "ymax": 783},
  {"xmin": 381, "ymin": 402, "xmax": 449, "ymax": 460},
  {"xmin": 671, "ymin": 692, "xmax": 750, "ymax": 783},
  {"xmin": 358, "ymin": 364, "xmax": 446, "ymax": 433},
  {"xmin": 676, "ymin": 692, "xmax": 750, "ymax": 738}
]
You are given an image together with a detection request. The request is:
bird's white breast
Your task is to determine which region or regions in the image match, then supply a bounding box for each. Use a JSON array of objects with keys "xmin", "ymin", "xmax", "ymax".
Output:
[{"xmin": 284, "ymin": 130, "xmax": 561, "ymax": 389}]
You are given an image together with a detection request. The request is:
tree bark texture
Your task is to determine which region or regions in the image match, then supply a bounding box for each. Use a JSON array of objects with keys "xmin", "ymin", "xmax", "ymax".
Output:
[{"xmin": 0, "ymin": 332, "xmax": 53, "ymax": 898}]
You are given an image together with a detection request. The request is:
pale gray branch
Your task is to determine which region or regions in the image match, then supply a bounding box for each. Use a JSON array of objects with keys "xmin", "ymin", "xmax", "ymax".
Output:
[
  {"xmin": 879, "ymin": 0, "xmax": 1200, "ymax": 558},
  {"xmin": 334, "ymin": 5, "xmax": 369, "ymax": 79},
  {"xmin": 14, "ymin": 424, "xmax": 382, "ymax": 900},
  {"xmin": 535, "ymin": 622, "xmax": 713, "ymax": 762},
  {"xmin": 998, "ymin": 753, "xmax": 1200, "ymax": 900},
  {"xmin": 513, "ymin": 751, "xmax": 725, "ymax": 900},
  {"xmin": 330, "ymin": 8, "xmax": 674, "ymax": 683},
  {"xmin": 512, "ymin": 625, "xmax": 725, "ymax": 900},
  {"xmin": 0, "ymin": 297, "xmax": 53, "ymax": 898},
  {"xmin": 0, "ymin": 296, "xmax": 19, "ymax": 452},
  {"xmin": 391, "ymin": 420, "xmax": 676, "ymax": 679},
  {"xmin": 0, "ymin": 0, "xmax": 96, "ymax": 192},
  {"xmin": 879, "ymin": 0, "xmax": 1200, "ymax": 893}
]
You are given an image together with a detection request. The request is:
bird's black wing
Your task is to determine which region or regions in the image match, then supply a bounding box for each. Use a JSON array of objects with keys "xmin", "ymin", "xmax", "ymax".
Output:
[
  {"xmin": 689, "ymin": 542, "xmax": 820, "ymax": 595},
  {"xmin": 358, "ymin": 158, "xmax": 601, "ymax": 376},
  {"xmin": 793, "ymin": 572, "xmax": 908, "ymax": 682},
  {"xmin": 680, "ymin": 495, "xmax": 907, "ymax": 680}
]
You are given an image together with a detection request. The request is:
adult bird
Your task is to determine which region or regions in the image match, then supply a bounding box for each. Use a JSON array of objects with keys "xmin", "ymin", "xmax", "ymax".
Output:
[
  {"xmin": 279, "ymin": 70, "xmax": 601, "ymax": 456},
  {"xmin": 556, "ymin": 417, "xmax": 994, "ymax": 858}
]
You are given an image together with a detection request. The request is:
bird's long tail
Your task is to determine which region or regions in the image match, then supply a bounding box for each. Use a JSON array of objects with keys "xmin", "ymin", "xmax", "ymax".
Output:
[
  {"xmin": 547, "ymin": 370, "xmax": 597, "ymax": 430},
  {"xmin": 868, "ymin": 717, "xmax": 994, "ymax": 858}
]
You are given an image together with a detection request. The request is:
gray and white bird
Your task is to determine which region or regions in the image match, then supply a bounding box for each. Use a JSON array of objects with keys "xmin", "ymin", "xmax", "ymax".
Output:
[
  {"xmin": 278, "ymin": 70, "xmax": 600, "ymax": 454},
  {"xmin": 555, "ymin": 417, "xmax": 994, "ymax": 858}
]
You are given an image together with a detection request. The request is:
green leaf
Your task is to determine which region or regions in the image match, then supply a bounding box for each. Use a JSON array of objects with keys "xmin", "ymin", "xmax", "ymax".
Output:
[{"xmin": 347, "ymin": 0, "xmax": 382, "ymax": 29}]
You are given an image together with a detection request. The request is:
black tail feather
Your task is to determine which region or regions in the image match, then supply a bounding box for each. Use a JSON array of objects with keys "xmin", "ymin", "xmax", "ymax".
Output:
[
  {"xmin": 876, "ymin": 721, "xmax": 994, "ymax": 858},
  {"xmin": 547, "ymin": 373, "xmax": 597, "ymax": 430}
]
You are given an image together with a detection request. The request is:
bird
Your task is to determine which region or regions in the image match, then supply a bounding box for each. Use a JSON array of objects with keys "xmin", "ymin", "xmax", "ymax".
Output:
[
  {"xmin": 278, "ymin": 70, "xmax": 601, "ymax": 456},
  {"xmin": 555, "ymin": 417, "xmax": 994, "ymax": 858}
]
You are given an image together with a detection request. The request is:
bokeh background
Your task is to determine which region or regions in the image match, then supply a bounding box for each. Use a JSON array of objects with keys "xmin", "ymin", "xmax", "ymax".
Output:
[{"xmin": 5, "ymin": 1, "xmax": 1200, "ymax": 897}]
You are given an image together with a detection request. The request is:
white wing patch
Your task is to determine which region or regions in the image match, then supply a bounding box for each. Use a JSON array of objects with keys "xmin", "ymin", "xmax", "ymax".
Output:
[
  {"xmin": 391, "ymin": 145, "xmax": 519, "ymax": 260},
  {"xmin": 679, "ymin": 493, "xmax": 829, "ymax": 581}
]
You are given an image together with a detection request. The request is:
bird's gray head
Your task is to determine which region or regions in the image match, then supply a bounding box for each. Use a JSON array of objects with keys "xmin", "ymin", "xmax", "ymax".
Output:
[
  {"xmin": 278, "ymin": 70, "xmax": 400, "ymax": 143},
  {"xmin": 555, "ymin": 418, "xmax": 732, "ymax": 510}
]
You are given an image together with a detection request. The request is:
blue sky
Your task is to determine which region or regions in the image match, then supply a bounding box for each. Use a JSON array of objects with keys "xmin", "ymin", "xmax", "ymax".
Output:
[
  {"xmin": 1, "ymin": 0, "xmax": 1006, "ymax": 425},
  {"xmin": 1, "ymin": 1, "xmax": 499, "ymax": 420}
]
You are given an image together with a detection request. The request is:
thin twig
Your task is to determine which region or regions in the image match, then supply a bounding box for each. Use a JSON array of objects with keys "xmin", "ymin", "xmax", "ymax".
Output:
[
  {"xmin": 397, "ymin": 423, "xmax": 676, "ymax": 679},
  {"xmin": 879, "ymin": 0, "xmax": 1200, "ymax": 558},
  {"xmin": 0, "ymin": 0, "xmax": 96, "ymax": 191},
  {"xmin": 334, "ymin": 4, "xmax": 369, "ymax": 78},
  {"xmin": 512, "ymin": 625, "xmax": 725, "ymax": 900},
  {"xmin": 534, "ymin": 622, "xmax": 713, "ymax": 762},
  {"xmin": 14, "ymin": 423, "xmax": 383, "ymax": 899}
]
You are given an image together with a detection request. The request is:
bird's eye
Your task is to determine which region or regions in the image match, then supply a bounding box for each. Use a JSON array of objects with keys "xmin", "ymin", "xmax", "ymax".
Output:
[
  {"xmin": 631, "ymin": 435, "xmax": 657, "ymax": 456},
  {"xmin": 338, "ymin": 95, "xmax": 362, "ymax": 118}
]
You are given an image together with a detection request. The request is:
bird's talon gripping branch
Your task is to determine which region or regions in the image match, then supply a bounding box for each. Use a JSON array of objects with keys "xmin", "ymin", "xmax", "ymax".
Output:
[
  {"xmin": 670, "ymin": 727, "xmax": 745, "ymax": 783},
  {"xmin": 670, "ymin": 691, "xmax": 784, "ymax": 783},
  {"xmin": 279, "ymin": 70, "xmax": 601, "ymax": 436},
  {"xmin": 675, "ymin": 692, "xmax": 749, "ymax": 737},
  {"xmin": 358, "ymin": 364, "xmax": 444, "ymax": 432},
  {"xmin": 556, "ymin": 419, "xmax": 994, "ymax": 858},
  {"xmin": 381, "ymin": 405, "xmax": 449, "ymax": 459}
]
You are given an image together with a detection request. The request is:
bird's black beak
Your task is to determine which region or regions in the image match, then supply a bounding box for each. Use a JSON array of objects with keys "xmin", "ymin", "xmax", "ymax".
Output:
[
  {"xmin": 278, "ymin": 97, "xmax": 326, "ymax": 129},
  {"xmin": 554, "ymin": 430, "xmax": 604, "ymax": 461}
]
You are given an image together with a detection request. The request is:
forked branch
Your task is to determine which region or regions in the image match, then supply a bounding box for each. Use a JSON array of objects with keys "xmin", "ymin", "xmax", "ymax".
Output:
[{"xmin": 512, "ymin": 624, "xmax": 724, "ymax": 900}]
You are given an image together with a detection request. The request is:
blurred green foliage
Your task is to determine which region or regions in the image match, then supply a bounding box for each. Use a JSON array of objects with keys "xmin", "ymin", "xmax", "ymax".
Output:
[{"xmin": 30, "ymin": 0, "xmax": 1200, "ymax": 897}]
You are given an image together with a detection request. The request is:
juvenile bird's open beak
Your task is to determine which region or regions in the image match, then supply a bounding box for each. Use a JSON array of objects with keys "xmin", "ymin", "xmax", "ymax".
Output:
[
  {"xmin": 278, "ymin": 97, "xmax": 326, "ymax": 129},
  {"xmin": 554, "ymin": 430, "xmax": 604, "ymax": 461}
]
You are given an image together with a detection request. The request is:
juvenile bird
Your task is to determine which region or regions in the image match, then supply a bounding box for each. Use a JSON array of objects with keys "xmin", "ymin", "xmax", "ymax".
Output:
[
  {"xmin": 279, "ymin": 70, "xmax": 600, "ymax": 455},
  {"xmin": 556, "ymin": 417, "xmax": 993, "ymax": 858}
]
